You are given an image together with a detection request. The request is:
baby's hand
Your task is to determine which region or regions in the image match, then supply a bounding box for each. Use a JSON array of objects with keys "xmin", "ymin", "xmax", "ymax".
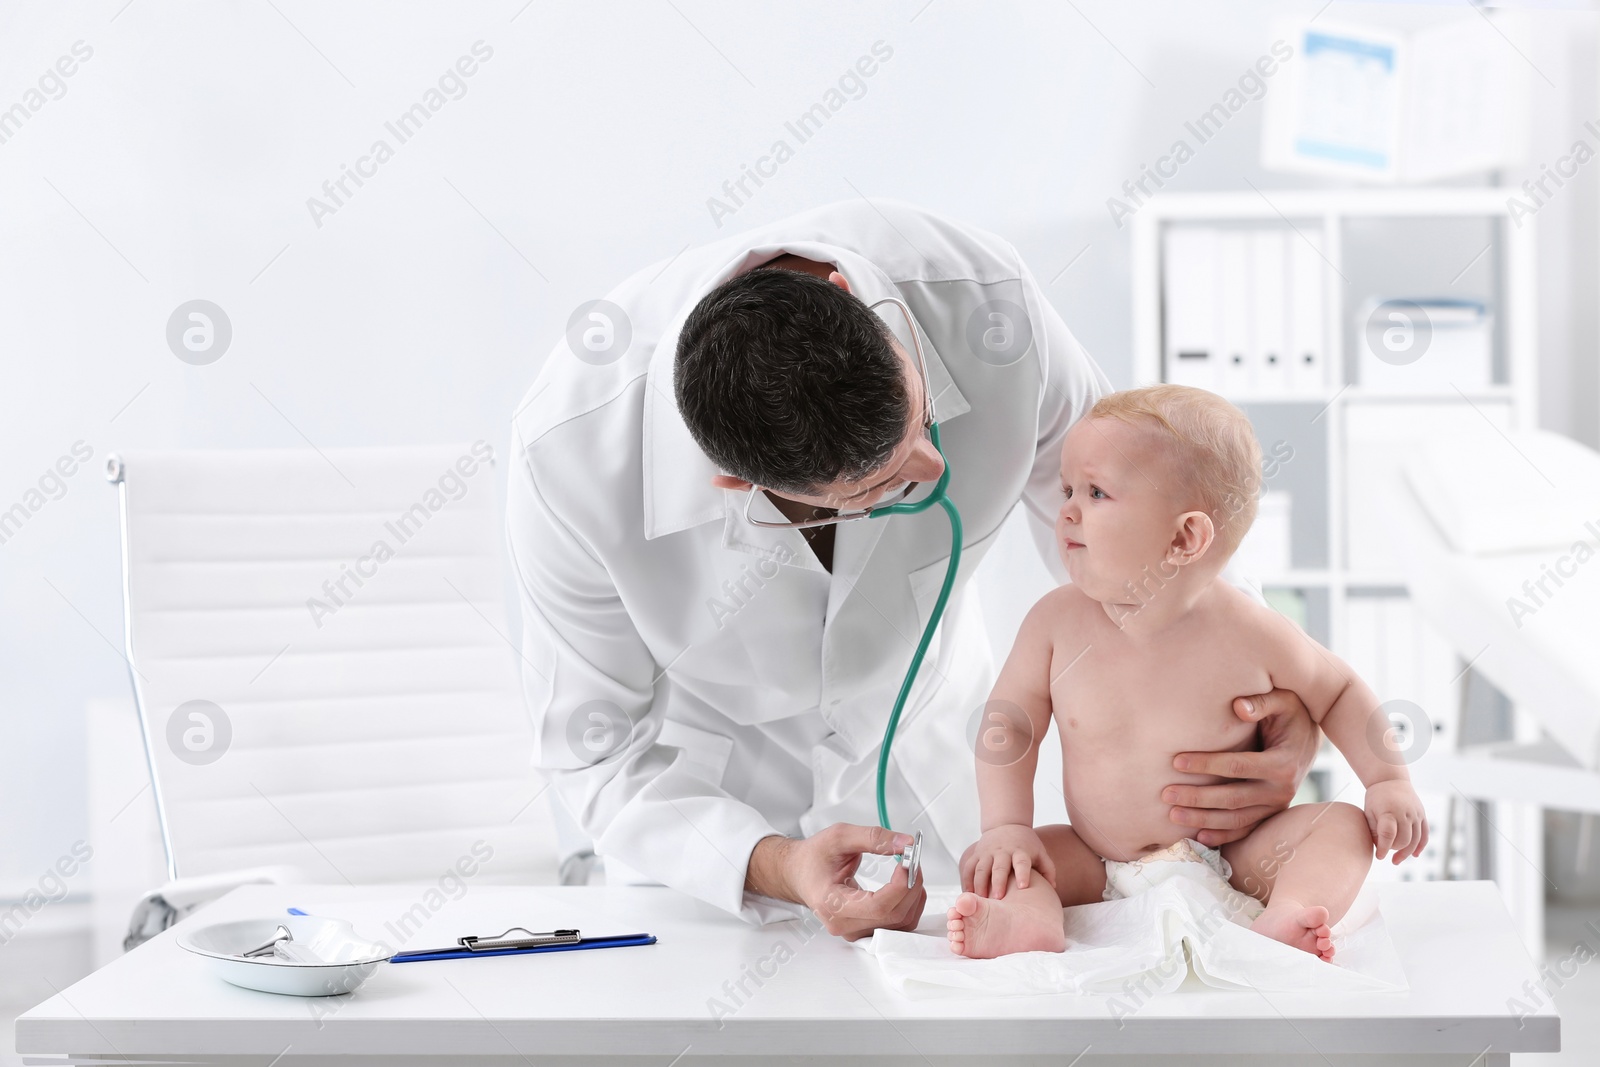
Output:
[
  {"xmin": 1364, "ymin": 779, "xmax": 1429, "ymax": 864},
  {"xmin": 962, "ymin": 824, "xmax": 1057, "ymax": 899}
]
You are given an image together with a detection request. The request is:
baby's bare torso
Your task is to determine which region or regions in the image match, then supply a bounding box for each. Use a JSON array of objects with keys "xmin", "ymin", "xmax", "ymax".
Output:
[{"xmin": 1040, "ymin": 583, "xmax": 1273, "ymax": 863}]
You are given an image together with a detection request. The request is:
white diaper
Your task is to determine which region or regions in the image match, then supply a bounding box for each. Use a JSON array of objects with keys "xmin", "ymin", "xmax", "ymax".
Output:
[{"xmin": 1102, "ymin": 838, "xmax": 1264, "ymax": 922}]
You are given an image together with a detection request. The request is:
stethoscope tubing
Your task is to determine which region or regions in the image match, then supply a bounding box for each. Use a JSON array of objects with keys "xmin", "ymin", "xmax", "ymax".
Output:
[{"xmin": 870, "ymin": 422, "xmax": 962, "ymax": 835}]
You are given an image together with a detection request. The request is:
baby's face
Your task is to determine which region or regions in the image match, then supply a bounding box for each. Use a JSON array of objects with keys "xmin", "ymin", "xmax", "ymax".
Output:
[{"xmin": 1055, "ymin": 417, "xmax": 1189, "ymax": 602}]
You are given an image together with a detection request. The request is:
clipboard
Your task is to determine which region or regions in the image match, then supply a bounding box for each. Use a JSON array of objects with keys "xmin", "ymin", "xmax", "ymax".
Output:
[{"xmin": 389, "ymin": 926, "xmax": 657, "ymax": 964}]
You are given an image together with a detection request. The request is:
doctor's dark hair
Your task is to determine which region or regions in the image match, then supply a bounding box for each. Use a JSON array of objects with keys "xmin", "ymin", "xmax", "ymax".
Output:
[{"xmin": 673, "ymin": 267, "xmax": 910, "ymax": 495}]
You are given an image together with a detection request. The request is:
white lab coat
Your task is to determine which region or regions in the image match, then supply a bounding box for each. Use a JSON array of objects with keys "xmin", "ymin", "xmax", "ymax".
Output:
[{"xmin": 506, "ymin": 199, "xmax": 1110, "ymax": 924}]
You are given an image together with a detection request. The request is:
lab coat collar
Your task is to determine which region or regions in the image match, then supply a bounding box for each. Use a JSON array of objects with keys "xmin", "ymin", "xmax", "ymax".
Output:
[{"xmin": 642, "ymin": 241, "xmax": 971, "ymax": 541}]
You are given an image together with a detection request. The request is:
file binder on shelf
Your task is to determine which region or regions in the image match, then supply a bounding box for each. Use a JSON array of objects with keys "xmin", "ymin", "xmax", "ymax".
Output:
[
  {"xmin": 1251, "ymin": 229, "xmax": 1290, "ymax": 395},
  {"xmin": 1217, "ymin": 229, "xmax": 1254, "ymax": 397},
  {"xmin": 1162, "ymin": 226, "xmax": 1219, "ymax": 390},
  {"xmin": 1288, "ymin": 230, "xmax": 1327, "ymax": 394},
  {"xmin": 1163, "ymin": 223, "xmax": 1329, "ymax": 400}
]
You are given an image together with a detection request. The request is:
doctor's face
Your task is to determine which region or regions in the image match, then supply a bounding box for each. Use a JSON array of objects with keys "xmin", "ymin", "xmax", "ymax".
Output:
[{"xmin": 769, "ymin": 337, "xmax": 946, "ymax": 515}]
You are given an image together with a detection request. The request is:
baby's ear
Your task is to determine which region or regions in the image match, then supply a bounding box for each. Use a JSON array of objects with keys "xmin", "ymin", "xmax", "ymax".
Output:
[{"xmin": 1169, "ymin": 510, "xmax": 1215, "ymax": 566}]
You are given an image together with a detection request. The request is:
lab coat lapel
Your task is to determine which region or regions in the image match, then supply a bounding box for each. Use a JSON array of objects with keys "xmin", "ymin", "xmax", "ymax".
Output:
[
  {"xmin": 824, "ymin": 514, "xmax": 887, "ymax": 627},
  {"xmin": 817, "ymin": 503, "xmax": 954, "ymax": 757},
  {"xmin": 722, "ymin": 488, "xmax": 825, "ymax": 574}
]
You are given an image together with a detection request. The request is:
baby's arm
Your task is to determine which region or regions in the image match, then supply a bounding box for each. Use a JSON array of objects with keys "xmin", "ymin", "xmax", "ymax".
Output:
[
  {"xmin": 1258, "ymin": 607, "xmax": 1429, "ymax": 863},
  {"xmin": 966, "ymin": 592, "xmax": 1066, "ymax": 897}
]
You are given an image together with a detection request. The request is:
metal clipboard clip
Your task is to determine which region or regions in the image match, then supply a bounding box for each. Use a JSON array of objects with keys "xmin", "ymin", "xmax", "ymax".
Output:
[{"xmin": 458, "ymin": 926, "xmax": 582, "ymax": 952}]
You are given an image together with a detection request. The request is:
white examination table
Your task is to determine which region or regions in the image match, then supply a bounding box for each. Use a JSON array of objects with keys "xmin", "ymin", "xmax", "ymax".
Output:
[
  {"xmin": 17, "ymin": 882, "xmax": 1557, "ymax": 1065},
  {"xmin": 1392, "ymin": 429, "xmax": 1600, "ymax": 949}
]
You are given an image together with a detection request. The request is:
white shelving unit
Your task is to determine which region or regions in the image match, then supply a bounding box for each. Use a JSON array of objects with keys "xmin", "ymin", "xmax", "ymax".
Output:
[
  {"xmin": 1132, "ymin": 188, "xmax": 1537, "ymax": 620},
  {"xmin": 1130, "ymin": 188, "xmax": 1546, "ymax": 950}
]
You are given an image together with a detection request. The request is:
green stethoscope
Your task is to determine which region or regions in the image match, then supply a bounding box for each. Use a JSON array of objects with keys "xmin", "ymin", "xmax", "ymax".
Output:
[
  {"xmin": 867, "ymin": 420, "xmax": 960, "ymax": 890},
  {"xmin": 741, "ymin": 295, "xmax": 961, "ymax": 891}
]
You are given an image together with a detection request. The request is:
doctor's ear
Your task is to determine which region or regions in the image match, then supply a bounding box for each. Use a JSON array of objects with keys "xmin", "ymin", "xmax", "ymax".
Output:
[
  {"xmin": 828, "ymin": 271, "xmax": 852, "ymax": 293},
  {"xmin": 1168, "ymin": 510, "xmax": 1215, "ymax": 566},
  {"xmin": 711, "ymin": 474, "xmax": 754, "ymax": 492}
]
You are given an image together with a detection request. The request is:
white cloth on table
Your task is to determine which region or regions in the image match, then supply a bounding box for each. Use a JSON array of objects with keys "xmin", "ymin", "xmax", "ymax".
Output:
[{"xmin": 857, "ymin": 853, "xmax": 1408, "ymax": 999}]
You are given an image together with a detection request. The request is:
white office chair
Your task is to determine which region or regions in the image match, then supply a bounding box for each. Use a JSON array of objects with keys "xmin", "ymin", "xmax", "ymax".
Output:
[{"xmin": 105, "ymin": 445, "xmax": 558, "ymax": 947}]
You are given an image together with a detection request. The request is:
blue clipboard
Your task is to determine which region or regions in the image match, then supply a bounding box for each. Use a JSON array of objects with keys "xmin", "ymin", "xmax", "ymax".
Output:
[{"xmin": 389, "ymin": 926, "xmax": 657, "ymax": 964}]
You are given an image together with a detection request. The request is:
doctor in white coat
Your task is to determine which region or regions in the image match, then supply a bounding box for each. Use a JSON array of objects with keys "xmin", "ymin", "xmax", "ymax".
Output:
[{"xmin": 507, "ymin": 199, "xmax": 1316, "ymax": 939}]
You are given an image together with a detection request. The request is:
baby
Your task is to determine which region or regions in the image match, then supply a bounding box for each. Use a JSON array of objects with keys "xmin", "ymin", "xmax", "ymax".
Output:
[{"xmin": 946, "ymin": 385, "xmax": 1428, "ymax": 962}]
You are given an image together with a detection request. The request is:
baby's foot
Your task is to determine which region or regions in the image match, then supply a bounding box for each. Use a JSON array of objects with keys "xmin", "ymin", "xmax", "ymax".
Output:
[
  {"xmin": 1251, "ymin": 904, "xmax": 1335, "ymax": 961},
  {"xmin": 946, "ymin": 888, "xmax": 1066, "ymax": 959}
]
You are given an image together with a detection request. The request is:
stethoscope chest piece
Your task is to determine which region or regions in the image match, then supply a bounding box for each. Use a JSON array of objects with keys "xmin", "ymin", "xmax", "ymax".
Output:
[{"xmin": 898, "ymin": 829, "xmax": 924, "ymax": 889}]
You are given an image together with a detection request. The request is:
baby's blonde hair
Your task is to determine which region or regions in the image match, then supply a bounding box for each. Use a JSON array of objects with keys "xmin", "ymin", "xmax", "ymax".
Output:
[{"xmin": 1087, "ymin": 384, "xmax": 1262, "ymax": 556}]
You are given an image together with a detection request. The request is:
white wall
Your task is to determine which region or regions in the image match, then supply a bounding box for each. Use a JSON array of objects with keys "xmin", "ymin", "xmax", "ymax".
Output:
[{"xmin": 1, "ymin": 0, "xmax": 1595, "ymax": 888}]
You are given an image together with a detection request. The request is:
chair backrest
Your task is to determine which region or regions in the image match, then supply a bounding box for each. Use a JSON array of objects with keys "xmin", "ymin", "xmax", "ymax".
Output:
[{"xmin": 108, "ymin": 445, "xmax": 552, "ymax": 886}]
